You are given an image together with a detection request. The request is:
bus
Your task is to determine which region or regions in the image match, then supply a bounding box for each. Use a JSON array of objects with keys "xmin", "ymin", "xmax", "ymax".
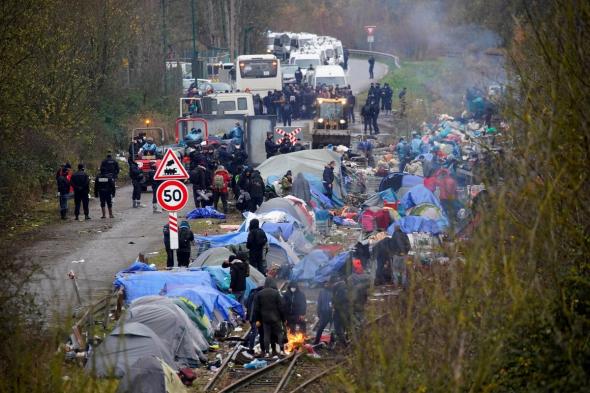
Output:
[{"xmin": 235, "ymin": 54, "xmax": 282, "ymax": 95}]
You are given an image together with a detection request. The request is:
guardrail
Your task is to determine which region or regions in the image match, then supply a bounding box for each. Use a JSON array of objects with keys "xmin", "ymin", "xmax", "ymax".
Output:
[{"xmin": 349, "ymin": 49, "xmax": 401, "ymax": 69}]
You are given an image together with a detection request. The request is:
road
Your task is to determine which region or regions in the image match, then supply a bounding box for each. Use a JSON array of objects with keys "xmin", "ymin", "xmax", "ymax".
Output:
[{"xmin": 24, "ymin": 58, "xmax": 388, "ymax": 320}]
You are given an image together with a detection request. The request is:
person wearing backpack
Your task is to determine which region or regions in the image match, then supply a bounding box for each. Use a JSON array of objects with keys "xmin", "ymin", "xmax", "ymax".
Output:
[
  {"xmin": 247, "ymin": 219, "xmax": 268, "ymax": 275},
  {"xmin": 177, "ymin": 220, "xmax": 194, "ymax": 267},
  {"xmin": 249, "ymin": 170, "xmax": 265, "ymax": 212},
  {"xmin": 222, "ymin": 255, "xmax": 249, "ymax": 304},
  {"xmin": 162, "ymin": 224, "xmax": 174, "ymax": 268},
  {"xmin": 212, "ymin": 165, "xmax": 231, "ymax": 213}
]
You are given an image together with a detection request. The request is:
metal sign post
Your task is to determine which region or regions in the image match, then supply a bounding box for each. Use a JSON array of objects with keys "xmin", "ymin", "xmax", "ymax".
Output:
[{"xmin": 364, "ymin": 25, "xmax": 377, "ymax": 51}]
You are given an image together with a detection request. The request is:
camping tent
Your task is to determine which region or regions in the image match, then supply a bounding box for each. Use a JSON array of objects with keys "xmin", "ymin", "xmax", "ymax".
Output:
[
  {"xmin": 256, "ymin": 149, "xmax": 344, "ymax": 199},
  {"xmin": 290, "ymin": 250, "xmax": 331, "ymax": 281},
  {"xmin": 189, "ymin": 248, "xmax": 266, "ymax": 287},
  {"xmin": 123, "ymin": 297, "xmax": 208, "ymax": 367},
  {"xmin": 116, "ymin": 356, "xmax": 186, "ymax": 393},
  {"xmin": 85, "ymin": 322, "xmax": 174, "ymax": 378},
  {"xmin": 255, "ymin": 198, "xmax": 314, "ymax": 230},
  {"xmin": 164, "ymin": 284, "xmax": 245, "ymax": 322},
  {"xmin": 194, "ymin": 231, "xmax": 296, "ymax": 266},
  {"xmin": 378, "ymin": 172, "xmax": 424, "ymax": 195},
  {"xmin": 114, "ymin": 271, "xmax": 214, "ymax": 304},
  {"xmin": 313, "ymin": 252, "xmax": 350, "ymax": 283},
  {"xmin": 172, "ymin": 298, "xmax": 213, "ymax": 340}
]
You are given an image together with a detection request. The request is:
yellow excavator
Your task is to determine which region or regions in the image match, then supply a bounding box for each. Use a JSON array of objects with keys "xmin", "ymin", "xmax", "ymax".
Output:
[{"xmin": 311, "ymin": 98, "xmax": 351, "ymax": 148}]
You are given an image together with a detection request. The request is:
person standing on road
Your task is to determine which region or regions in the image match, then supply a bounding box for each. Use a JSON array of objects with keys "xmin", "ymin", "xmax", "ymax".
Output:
[
  {"xmin": 322, "ymin": 161, "xmax": 336, "ymax": 200},
  {"xmin": 254, "ymin": 278, "xmax": 286, "ymax": 357},
  {"xmin": 313, "ymin": 280, "xmax": 333, "ymax": 345},
  {"xmin": 361, "ymin": 102, "xmax": 373, "ymax": 134},
  {"xmin": 129, "ymin": 159, "xmax": 144, "ymax": 208},
  {"xmin": 245, "ymin": 284, "xmax": 264, "ymax": 354},
  {"xmin": 222, "ymin": 255, "xmax": 248, "ymax": 304},
  {"xmin": 56, "ymin": 164, "xmax": 71, "ymax": 220},
  {"xmin": 150, "ymin": 163, "xmax": 162, "ymax": 213},
  {"xmin": 283, "ymin": 281, "xmax": 307, "ymax": 335},
  {"xmin": 247, "ymin": 219, "xmax": 268, "ymax": 275},
  {"xmin": 70, "ymin": 164, "xmax": 91, "ymax": 221},
  {"xmin": 94, "ymin": 171, "xmax": 116, "ymax": 219},
  {"xmin": 368, "ymin": 56, "xmax": 375, "ymax": 79},
  {"xmin": 100, "ymin": 151, "xmax": 120, "ymax": 180},
  {"xmin": 295, "ymin": 67, "xmax": 303, "ymax": 85},
  {"xmin": 177, "ymin": 220, "xmax": 194, "ymax": 267},
  {"xmin": 212, "ymin": 165, "xmax": 231, "ymax": 214},
  {"xmin": 281, "ymin": 100, "xmax": 292, "ymax": 127},
  {"xmin": 346, "ymin": 90, "xmax": 356, "ymax": 123}
]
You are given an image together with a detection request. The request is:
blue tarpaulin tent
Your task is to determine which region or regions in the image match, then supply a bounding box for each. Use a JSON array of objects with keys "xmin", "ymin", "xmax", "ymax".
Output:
[
  {"xmin": 164, "ymin": 285, "xmax": 245, "ymax": 320},
  {"xmin": 379, "ymin": 172, "xmax": 423, "ymax": 193},
  {"xmin": 387, "ymin": 216, "xmax": 445, "ymax": 235},
  {"xmin": 114, "ymin": 271, "xmax": 214, "ymax": 304},
  {"xmin": 290, "ymin": 250, "xmax": 331, "ymax": 281},
  {"xmin": 313, "ymin": 252, "xmax": 350, "ymax": 283}
]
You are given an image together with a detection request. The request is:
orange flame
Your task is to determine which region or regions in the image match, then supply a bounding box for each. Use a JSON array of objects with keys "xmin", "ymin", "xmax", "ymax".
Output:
[{"xmin": 285, "ymin": 331, "xmax": 306, "ymax": 353}]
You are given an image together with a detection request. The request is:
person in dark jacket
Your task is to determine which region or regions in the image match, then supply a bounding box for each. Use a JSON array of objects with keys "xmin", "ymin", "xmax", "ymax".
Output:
[
  {"xmin": 222, "ymin": 255, "xmax": 248, "ymax": 304},
  {"xmin": 370, "ymin": 99, "xmax": 380, "ymax": 134},
  {"xmin": 390, "ymin": 224, "xmax": 411, "ymax": 288},
  {"xmin": 177, "ymin": 220, "xmax": 194, "ymax": 267},
  {"xmin": 265, "ymin": 133, "xmax": 278, "ymax": 159},
  {"xmin": 313, "ymin": 281, "xmax": 333, "ymax": 345},
  {"xmin": 361, "ymin": 102, "xmax": 373, "ymax": 134},
  {"xmin": 331, "ymin": 275, "xmax": 350, "ymax": 346},
  {"xmin": 163, "ymin": 223, "xmax": 174, "ymax": 268},
  {"xmin": 254, "ymin": 278, "xmax": 285, "ymax": 356},
  {"xmin": 346, "ymin": 91, "xmax": 356, "ymax": 123},
  {"xmin": 94, "ymin": 171, "xmax": 116, "ymax": 219},
  {"xmin": 70, "ymin": 164, "xmax": 91, "ymax": 220},
  {"xmin": 373, "ymin": 236, "xmax": 396, "ymax": 285},
  {"xmin": 189, "ymin": 164, "xmax": 207, "ymax": 208},
  {"xmin": 245, "ymin": 285, "xmax": 264, "ymax": 353},
  {"xmin": 283, "ymin": 281, "xmax": 307, "ymax": 334},
  {"xmin": 246, "ymin": 219, "xmax": 268, "ymax": 275},
  {"xmin": 129, "ymin": 159, "xmax": 144, "ymax": 208},
  {"xmin": 56, "ymin": 165, "xmax": 71, "ymax": 220},
  {"xmin": 248, "ymin": 171, "xmax": 265, "ymax": 212},
  {"xmin": 368, "ymin": 55, "xmax": 375, "ymax": 79},
  {"xmin": 99, "ymin": 151, "xmax": 120, "ymax": 179},
  {"xmin": 322, "ymin": 161, "xmax": 336, "ymax": 200}
]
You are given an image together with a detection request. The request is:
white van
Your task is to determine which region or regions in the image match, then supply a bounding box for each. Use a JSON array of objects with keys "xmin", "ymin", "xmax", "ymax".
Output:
[
  {"xmin": 307, "ymin": 65, "xmax": 347, "ymax": 89},
  {"xmin": 289, "ymin": 52, "xmax": 322, "ymax": 73},
  {"xmin": 205, "ymin": 93, "xmax": 255, "ymax": 116}
]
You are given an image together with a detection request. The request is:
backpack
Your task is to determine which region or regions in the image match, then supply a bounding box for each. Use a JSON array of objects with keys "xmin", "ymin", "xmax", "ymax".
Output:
[
  {"xmin": 250, "ymin": 176, "xmax": 264, "ymax": 194},
  {"xmin": 213, "ymin": 173, "xmax": 225, "ymax": 190}
]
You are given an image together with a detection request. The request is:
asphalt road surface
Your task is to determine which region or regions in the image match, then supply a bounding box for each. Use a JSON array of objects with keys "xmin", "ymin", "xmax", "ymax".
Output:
[{"xmin": 24, "ymin": 58, "xmax": 388, "ymax": 320}]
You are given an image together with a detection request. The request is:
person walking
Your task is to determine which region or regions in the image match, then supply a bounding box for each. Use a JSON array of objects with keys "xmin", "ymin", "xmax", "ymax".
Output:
[
  {"xmin": 56, "ymin": 164, "xmax": 71, "ymax": 220},
  {"xmin": 254, "ymin": 278, "xmax": 286, "ymax": 357},
  {"xmin": 368, "ymin": 56, "xmax": 375, "ymax": 79},
  {"xmin": 150, "ymin": 163, "xmax": 163, "ymax": 213},
  {"xmin": 370, "ymin": 99, "xmax": 380, "ymax": 135},
  {"xmin": 177, "ymin": 220, "xmax": 194, "ymax": 267},
  {"xmin": 245, "ymin": 285, "xmax": 264, "ymax": 354},
  {"xmin": 322, "ymin": 161, "xmax": 336, "ymax": 200},
  {"xmin": 70, "ymin": 164, "xmax": 91, "ymax": 220},
  {"xmin": 212, "ymin": 165, "xmax": 231, "ymax": 214},
  {"xmin": 283, "ymin": 281, "xmax": 307, "ymax": 335},
  {"xmin": 129, "ymin": 159, "xmax": 144, "ymax": 208},
  {"xmin": 247, "ymin": 219, "xmax": 268, "ymax": 275},
  {"xmin": 222, "ymin": 255, "xmax": 249, "ymax": 304},
  {"xmin": 94, "ymin": 171, "xmax": 116, "ymax": 219},
  {"xmin": 313, "ymin": 280, "xmax": 333, "ymax": 345}
]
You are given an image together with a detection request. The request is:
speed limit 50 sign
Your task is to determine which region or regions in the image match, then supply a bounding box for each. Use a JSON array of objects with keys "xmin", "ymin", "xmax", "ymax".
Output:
[{"xmin": 157, "ymin": 180, "xmax": 189, "ymax": 212}]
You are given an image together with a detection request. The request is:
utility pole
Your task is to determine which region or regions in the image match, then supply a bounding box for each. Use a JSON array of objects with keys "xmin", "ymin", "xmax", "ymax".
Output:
[
  {"xmin": 191, "ymin": 0, "xmax": 199, "ymax": 79},
  {"xmin": 161, "ymin": 0, "xmax": 167, "ymax": 94}
]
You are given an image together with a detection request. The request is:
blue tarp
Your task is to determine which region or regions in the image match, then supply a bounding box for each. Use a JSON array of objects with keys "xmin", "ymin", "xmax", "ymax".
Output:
[
  {"xmin": 238, "ymin": 211, "xmax": 300, "ymax": 240},
  {"xmin": 114, "ymin": 271, "xmax": 214, "ymax": 304},
  {"xmin": 314, "ymin": 252, "xmax": 350, "ymax": 283},
  {"xmin": 187, "ymin": 206, "xmax": 226, "ymax": 220},
  {"xmin": 164, "ymin": 285, "xmax": 245, "ymax": 320},
  {"xmin": 194, "ymin": 231, "xmax": 295, "ymax": 264},
  {"xmin": 290, "ymin": 250, "xmax": 331, "ymax": 281},
  {"xmin": 116, "ymin": 261, "xmax": 157, "ymax": 275},
  {"xmin": 305, "ymin": 174, "xmax": 344, "ymax": 208},
  {"xmin": 190, "ymin": 265, "xmax": 258, "ymax": 302},
  {"xmin": 400, "ymin": 185, "xmax": 445, "ymax": 213},
  {"xmin": 387, "ymin": 216, "xmax": 444, "ymax": 235}
]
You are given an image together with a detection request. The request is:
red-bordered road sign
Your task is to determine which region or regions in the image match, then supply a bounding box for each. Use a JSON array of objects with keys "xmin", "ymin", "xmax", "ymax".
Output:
[
  {"xmin": 154, "ymin": 149, "xmax": 190, "ymax": 180},
  {"xmin": 156, "ymin": 180, "xmax": 189, "ymax": 212},
  {"xmin": 364, "ymin": 25, "xmax": 377, "ymax": 35}
]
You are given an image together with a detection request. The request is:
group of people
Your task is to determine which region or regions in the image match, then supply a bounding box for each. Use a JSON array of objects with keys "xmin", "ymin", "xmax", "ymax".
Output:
[
  {"xmin": 56, "ymin": 153, "xmax": 120, "ymax": 220},
  {"xmin": 361, "ymin": 83, "xmax": 408, "ymax": 135}
]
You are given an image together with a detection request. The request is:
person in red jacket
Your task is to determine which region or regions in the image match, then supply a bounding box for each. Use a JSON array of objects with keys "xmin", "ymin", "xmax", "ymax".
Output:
[
  {"xmin": 437, "ymin": 169, "xmax": 458, "ymax": 219},
  {"xmin": 212, "ymin": 165, "xmax": 231, "ymax": 213}
]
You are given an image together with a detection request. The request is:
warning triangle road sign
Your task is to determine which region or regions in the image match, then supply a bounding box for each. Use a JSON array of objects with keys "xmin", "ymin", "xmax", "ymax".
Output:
[{"xmin": 153, "ymin": 149, "xmax": 190, "ymax": 180}]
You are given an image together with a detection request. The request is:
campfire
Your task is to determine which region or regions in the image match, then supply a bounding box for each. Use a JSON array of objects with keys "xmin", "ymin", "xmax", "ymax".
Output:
[{"xmin": 284, "ymin": 331, "xmax": 306, "ymax": 353}]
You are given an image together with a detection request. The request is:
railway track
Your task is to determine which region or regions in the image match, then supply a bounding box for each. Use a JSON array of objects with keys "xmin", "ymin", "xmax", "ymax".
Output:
[{"xmin": 205, "ymin": 346, "xmax": 342, "ymax": 393}]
